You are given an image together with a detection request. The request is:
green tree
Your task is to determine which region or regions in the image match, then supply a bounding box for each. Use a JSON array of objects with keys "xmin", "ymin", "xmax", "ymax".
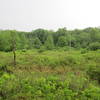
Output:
[
  {"xmin": 31, "ymin": 29, "xmax": 48, "ymax": 44},
  {"xmin": 10, "ymin": 30, "xmax": 17, "ymax": 67},
  {"xmin": 53, "ymin": 27, "xmax": 67, "ymax": 46},
  {"xmin": 44, "ymin": 35, "xmax": 54, "ymax": 50},
  {"xmin": 57, "ymin": 36, "xmax": 68, "ymax": 47},
  {"xmin": 18, "ymin": 32, "xmax": 28, "ymax": 49},
  {"xmin": 33, "ymin": 37, "xmax": 42, "ymax": 49},
  {"xmin": 88, "ymin": 42, "xmax": 100, "ymax": 51}
]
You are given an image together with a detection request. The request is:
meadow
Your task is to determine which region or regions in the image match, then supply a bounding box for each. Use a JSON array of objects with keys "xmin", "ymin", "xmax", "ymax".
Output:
[
  {"xmin": 0, "ymin": 49, "xmax": 100, "ymax": 100},
  {"xmin": 0, "ymin": 27, "xmax": 100, "ymax": 99}
]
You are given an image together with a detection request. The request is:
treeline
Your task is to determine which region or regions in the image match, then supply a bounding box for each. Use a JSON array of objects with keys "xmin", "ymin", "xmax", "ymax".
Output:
[{"xmin": 0, "ymin": 27, "xmax": 100, "ymax": 51}]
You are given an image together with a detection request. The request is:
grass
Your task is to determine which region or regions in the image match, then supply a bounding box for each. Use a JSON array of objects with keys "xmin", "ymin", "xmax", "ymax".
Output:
[{"xmin": 0, "ymin": 49, "xmax": 100, "ymax": 100}]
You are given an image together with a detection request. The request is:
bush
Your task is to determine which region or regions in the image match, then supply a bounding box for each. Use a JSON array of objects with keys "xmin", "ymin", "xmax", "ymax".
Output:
[
  {"xmin": 38, "ymin": 46, "xmax": 46, "ymax": 53},
  {"xmin": 87, "ymin": 65, "xmax": 100, "ymax": 83},
  {"xmin": 82, "ymin": 84, "xmax": 100, "ymax": 100},
  {"xmin": 88, "ymin": 42, "xmax": 100, "ymax": 51},
  {"xmin": 21, "ymin": 49, "xmax": 27, "ymax": 52},
  {"xmin": 81, "ymin": 49, "xmax": 88, "ymax": 54},
  {"xmin": 0, "ymin": 72, "xmax": 100, "ymax": 100}
]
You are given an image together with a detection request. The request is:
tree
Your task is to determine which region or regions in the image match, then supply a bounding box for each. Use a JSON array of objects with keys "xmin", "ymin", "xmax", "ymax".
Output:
[
  {"xmin": 44, "ymin": 35, "xmax": 54, "ymax": 50},
  {"xmin": 33, "ymin": 37, "xmax": 42, "ymax": 49},
  {"xmin": 17, "ymin": 32, "xmax": 28, "ymax": 49},
  {"xmin": 74, "ymin": 32, "xmax": 90, "ymax": 48},
  {"xmin": 31, "ymin": 29, "xmax": 48, "ymax": 44},
  {"xmin": 88, "ymin": 42, "xmax": 100, "ymax": 51},
  {"xmin": 0, "ymin": 33, "xmax": 5, "ymax": 51},
  {"xmin": 0, "ymin": 30, "xmax": 12, "ymax": 51},
  {"xmin": 57, "ymin": 36, "xmax": 68, "ymax": 47},
  {"xmin": 10, "ymin": 30, "xmax": 17, "ymax": 67},
  {"xmin": 53, "ymin": 27, "xmax": 67, "ymax": 46}
]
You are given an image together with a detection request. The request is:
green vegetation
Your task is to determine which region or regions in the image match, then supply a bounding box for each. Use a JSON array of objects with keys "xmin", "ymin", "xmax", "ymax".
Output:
[
  {"xmin": 0, "ymin": 27, "xmax": 100, "ymax": 100},
  {"xmin": 0, "ymin": 27, "xmax": 100, "ymax": 51}
]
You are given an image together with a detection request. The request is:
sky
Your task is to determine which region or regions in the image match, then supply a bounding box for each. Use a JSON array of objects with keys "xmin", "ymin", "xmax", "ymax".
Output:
[{"xmin": 0, "ymin": 0, "xmax": 100, "ymax": 31}]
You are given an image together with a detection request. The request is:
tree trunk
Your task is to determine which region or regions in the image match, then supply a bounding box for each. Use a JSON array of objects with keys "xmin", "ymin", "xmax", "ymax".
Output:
[
  {"xmin": 12, "ymin": 39, "xmax": 16, "ymax": 67},
  {"xmin": 13, "ymin": 48, "xmax": 16, "ymax": 67},
  {"xmin": 10, "ymin": 30, "xmax": 17, "ymax": 67}
]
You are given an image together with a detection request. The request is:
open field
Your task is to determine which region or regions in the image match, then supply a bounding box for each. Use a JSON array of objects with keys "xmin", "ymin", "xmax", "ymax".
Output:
[{"xmin": 0, "ymin": 49, "xmax": 100, "ymax": 100}]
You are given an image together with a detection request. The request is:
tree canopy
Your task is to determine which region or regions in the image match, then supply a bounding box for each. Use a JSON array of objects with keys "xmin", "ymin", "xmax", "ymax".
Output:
[{"xmin": 0, "ymin": 27, "xmax": 100, "ymax": 51}]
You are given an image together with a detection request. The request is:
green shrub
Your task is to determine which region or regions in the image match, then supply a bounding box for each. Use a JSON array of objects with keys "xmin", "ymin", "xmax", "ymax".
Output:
[
  {"xmin": 81, "ymin": 49, "xmax": 88, "ymax": 54},
  {"xmin": 38, "ymin": 46, "xmax": 46, "ymax": 53},
  {"xmin": 87, "ymin": 65, "xmax": 100, "ymax": 83},
  {"xmin": 88, "ymin": 42, "xmax": 100, "ymax": 51},
  {"xmin": 82, "ymin": 84, "xmax": 100, "ymax": 100}
]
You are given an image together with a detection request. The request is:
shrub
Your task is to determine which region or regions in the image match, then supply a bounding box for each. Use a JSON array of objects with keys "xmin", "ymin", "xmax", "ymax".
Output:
[
  {"xmin": 81, "ymin": 49, "xmax": 88, "ymax": 54},
  {"xmin": 88, "ymin": 42, "xmax": 100, "ymax": 51},
  {"xmin": 82, "ymin": 84, "xmax": 100, "ymax": 100},
  {"xmin": 38, "ymin": 46, "xmax": 46, "ymax": 53},
  {"xmin": 87, "ymin": 65, "xmax": 100, "ymax": 83}
]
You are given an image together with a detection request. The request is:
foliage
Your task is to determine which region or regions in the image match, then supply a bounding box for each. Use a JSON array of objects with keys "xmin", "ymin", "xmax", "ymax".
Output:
[
  {"xmin": 0, "ymin": 27, "xmax": 100, "ymax": 99},
  {"xmin": 0, "ymin": 27, "xmax": 100, "ymax": 51},
  {"xmin": 57, "ymin": 36, "xmax": 68, "ymax": 47},
  {"xmin": 0, "ymin": 71, "xmax": 100, "ymax": 100},
  {"xmin": 44, "ymin": 35, "xmax": 54, "ymax": 50},
  {"xmin": 88, "ymin": 42, "xmax": 100, "ymax": 51},
  {"xmin": 33, "ymin": 37, "xmax": 42, "ymax": 49}
]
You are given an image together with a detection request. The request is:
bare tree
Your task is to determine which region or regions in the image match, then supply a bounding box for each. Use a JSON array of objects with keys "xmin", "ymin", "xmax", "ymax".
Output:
[{"xmin": 10, "ymin": 31, "xmax": 17, "ymax": 67}]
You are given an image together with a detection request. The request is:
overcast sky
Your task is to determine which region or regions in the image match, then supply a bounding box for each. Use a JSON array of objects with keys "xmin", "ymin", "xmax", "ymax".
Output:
[{"xmin": 0, "ymin": 0, "xmax": 100, "ymax": 31}]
